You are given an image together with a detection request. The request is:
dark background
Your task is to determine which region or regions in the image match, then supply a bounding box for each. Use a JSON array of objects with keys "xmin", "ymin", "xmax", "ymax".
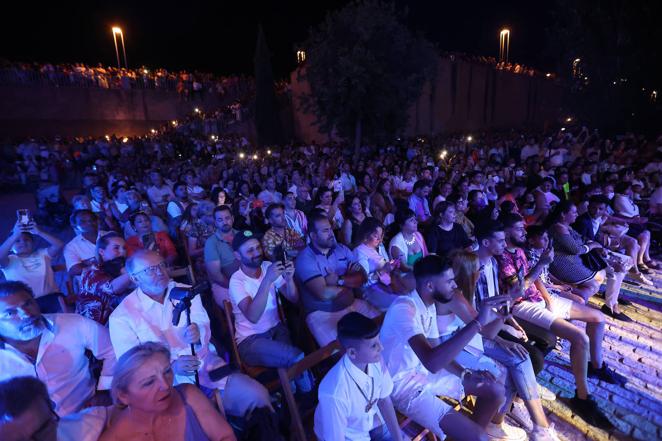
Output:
[{"xmin": 0, "ymin": 0, "xmax": 553, "ymax": 78}]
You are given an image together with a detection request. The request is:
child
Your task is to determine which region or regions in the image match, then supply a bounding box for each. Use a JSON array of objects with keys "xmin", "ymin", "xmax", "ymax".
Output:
[{"xmin": 314, "ymin": 312, "xmax": 403, "ymax": 441}]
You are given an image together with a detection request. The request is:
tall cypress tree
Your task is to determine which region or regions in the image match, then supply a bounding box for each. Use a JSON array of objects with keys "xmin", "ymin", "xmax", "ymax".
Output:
[{"xmin": 254, "ymin": 24, "xmax": 283, "ymax": 146}]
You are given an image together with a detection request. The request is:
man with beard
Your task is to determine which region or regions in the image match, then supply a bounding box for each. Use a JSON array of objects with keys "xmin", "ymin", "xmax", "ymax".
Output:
[
  {"xmin": 380, "ymin": 255, "xmax": 521, "ymax": 441},
  {"xmin": 228, "ymin": 230, "xmax": 312, "ymax": 392},
  {"xmin": 205, "ymin": 205, "xmax": 240, "ymax": 304},
  {"xmin": 295, "ymin": 213, "xmax": 380, "ymax": 347},
  {"xmin": 108, "ymin": 250, "xmax": 272, "ymax": 419},
  {"xmin": 261, "ymin": 203, "xmax": 305, "ymax": 262},
  {"xmin": 0, "ymin": 281, "xmax": 116, "ymax": 416},
  {"xmin": 493, "ymin": 215, "xmax": 622, "ymax": 430}
]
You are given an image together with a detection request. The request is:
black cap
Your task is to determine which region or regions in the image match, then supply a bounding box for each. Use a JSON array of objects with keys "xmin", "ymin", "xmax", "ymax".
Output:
[{"xmin": 232, "ymin": 230, "xmax": 257, "ymax": 251}]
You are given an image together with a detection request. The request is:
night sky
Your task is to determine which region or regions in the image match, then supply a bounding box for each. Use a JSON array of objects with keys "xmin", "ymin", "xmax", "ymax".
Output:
[{"xmin": 0, "ymin": 1, "xmax": 552, "ymax": 79}]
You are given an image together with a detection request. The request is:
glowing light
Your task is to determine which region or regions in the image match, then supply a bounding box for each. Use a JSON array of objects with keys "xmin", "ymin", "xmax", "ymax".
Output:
[
  {"xmin": 194, "ymin": 108, "xmax": 200, "ymax": 113},
  {"xmin": 296, "ymin": 50, "xmax": 306, "ymax": 63},
  {"xmin": 104, "ymin": 135, "xmax": 110, "ymax": 141},
  {"xmin": 171, "ymin": 120, "xmax": 178, "ymax": 126},
  {"xmin": 566, "ymin": 117, "xmax": 572, "ymax": 123},
  {"xmin": 545, "ymin": 73, "xmax": 552, "ymax": 78},
  {"xmin": 499, "ymin": 29, "xmax": 510, "ymax": 63},
  {"xmin": 122, "ymin": 137, "xmax": 129, "ymax": 143},
  {"xmin": 267, "ymin": 150, "xmax": 272, "ymax": 155},
  {"xmin": 466, "ymin": 135, "xmax": 473, "ymax": 142},
  {"xmin": 112, "ymin": 27, "xmax": 122, "ymax": 34},
  {"xmin": 143, "ymin": 69, "xmax": 149, "ymax": 74},
  {"xmin": 150, "ymin": 129, "xmax": 156, "ymax": 134},
  {"xmin": 239, "ymin": 152, "xmax": 245, "ymax": 159},
  {"xmin": 561, "ymin": 127, "xmax": 566, "ymax": 131},
  {"xmin": 440, "ymin": 150, "xmax": 448, "ymax": 159},
  {"xmin": 252, "ymin": 154, "xmax": 258, "ymax": 160}
]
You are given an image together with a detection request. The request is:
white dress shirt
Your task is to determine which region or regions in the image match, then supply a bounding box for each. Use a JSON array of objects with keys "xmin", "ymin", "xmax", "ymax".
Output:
[
  {"xmin": 108, "ymin": 281, "xmax": 229, "ymax": 389},
  {"xmin": 228, "ymin": 262, "xmax": 285, "ymax": 344},
  {"xmin": 0, "ymin": 314, "xmax": 115, "ymax": 416},
  {"xmin": 63, "ymin": 231, "xmax": 109, "ymax": 271},
  {"xmin": 314, "ymin": 354, "xmax": 393, "ymax": 441}
]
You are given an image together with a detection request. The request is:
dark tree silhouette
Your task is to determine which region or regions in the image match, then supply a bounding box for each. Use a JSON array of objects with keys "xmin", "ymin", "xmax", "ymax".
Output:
[{"xmin": 254, "ymin": 24, "xmax": 283, "ymax": 146}]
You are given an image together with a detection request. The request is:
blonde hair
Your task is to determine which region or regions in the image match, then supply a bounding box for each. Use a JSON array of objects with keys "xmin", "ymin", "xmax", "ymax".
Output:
[
  {"xmin": 449, "ymin": 249, "xmax": 480, "ymax": 305},
  {"xmin": 110, "ymin": 342, "xmax": 171, "ymax": 408}
]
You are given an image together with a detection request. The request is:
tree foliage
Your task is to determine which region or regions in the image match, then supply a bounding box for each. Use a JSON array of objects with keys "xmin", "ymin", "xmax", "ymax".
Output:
[
  {"xmin": 300, "ymin": 0, "xmax": 436, "ymax": 147},
  {"xmin": 254, "ymin": 24, "xmax": 283, "ymax": 146}
]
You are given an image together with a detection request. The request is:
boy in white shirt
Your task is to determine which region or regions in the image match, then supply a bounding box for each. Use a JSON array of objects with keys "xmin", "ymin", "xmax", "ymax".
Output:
[{"xmin": 315, "ymin": 312, "xmax": 402, "ymax": 441}]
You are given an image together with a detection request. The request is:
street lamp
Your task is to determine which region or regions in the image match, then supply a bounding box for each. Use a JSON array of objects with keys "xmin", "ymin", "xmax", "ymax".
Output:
[
  {"xmin": 112, "ymin": 27, "xmax": 128, "ymax": 69},
  {"xmin": 499, "ymin": 28, "xmax": 510, "ymax": 63}
]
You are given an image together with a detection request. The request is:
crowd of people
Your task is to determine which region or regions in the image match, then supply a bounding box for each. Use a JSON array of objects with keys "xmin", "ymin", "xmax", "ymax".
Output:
[
  {"xmin": 0, "ymin": 111, "xmax": 661, "ymax": 441},
  {"xmin": 0, "ymin": 60, "xmax": 253, "ymax": 99}
]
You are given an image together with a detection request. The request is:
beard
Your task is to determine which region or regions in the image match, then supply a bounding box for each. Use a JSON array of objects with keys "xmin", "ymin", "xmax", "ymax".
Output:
[
  {"xmin": 511, "ymin": 236, "xmax": 527, "ymax": 248},
  {"xmin": 242, "ymin": 256, "xmax": 263, "ymax": 269},
  {"xmin": 15, "ymin": 317, "xmax": 46, "ymax": 341},
  {"xmin": 433, "ymin": 290, "xmax": 454, "ymax": 304}
]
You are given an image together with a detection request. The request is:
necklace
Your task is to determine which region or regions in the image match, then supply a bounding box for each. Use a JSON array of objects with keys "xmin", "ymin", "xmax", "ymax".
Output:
[
  {"xmin": 343, "ymin": 358, "xmax": 377, "ymax": 412},
  {"xmin": 403, "ymin": 233, "xmax": 416, "ymax": 246},
  {"xmin": 420, "ymin": 313, "xmax": 433, "ymax": 335}
]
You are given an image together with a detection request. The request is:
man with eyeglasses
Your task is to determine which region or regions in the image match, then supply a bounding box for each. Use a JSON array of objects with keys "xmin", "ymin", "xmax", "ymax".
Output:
[
  {"xmin": 0, "ymin": 281, "xmax": 116, "ymax": 417},
  {"xmin": 108, "ymin": 250, "xmax": 273, "ymax": 419},
  {"xmin": 0, "ymin": 376, "xmax": 108, "ymax": 441}
]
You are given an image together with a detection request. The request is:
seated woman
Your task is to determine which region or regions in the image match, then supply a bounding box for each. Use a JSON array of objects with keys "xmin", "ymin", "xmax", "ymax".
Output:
[
  {"xmin": 425, "ymin": 201, "xmax": 474, "ymax": 257},
  {"xmin": 100, "ymin": 342, "xmax": 235, "ymax": 441},
  {"xmin": 0, "ymin": 220, "xmax": 63, "ymax": 311},
  {"xmin": 370, "ymin": 178, "xmax": 395, "ymax": 225},
  {"xmin": 125, "ymin": 212, "xmax": 178, "ymax": 265},
  {"xmin": 388, "ymin": 208, "xmax": 428, "ymax": 273},
  {"xmin": 314, "ymin": 186, "xmax": 345, "ymax": 231},
  {"xmin": 447, "ymin": 250, "xmax": 558, "ymax": 438},
  {"xmin": 78, "ymin": 232, "xmax": 134, "ymax": 325},
  {"xmin": 353, "ymin": 217, "xmax": 407, "ymax": 311},
  {"xmin": 545, "ymin": 201, "xmax": 607, "ymax": 303},
  {"xmin": 340, "ymin": 195, "xmax": 368, "ymax": 246}
]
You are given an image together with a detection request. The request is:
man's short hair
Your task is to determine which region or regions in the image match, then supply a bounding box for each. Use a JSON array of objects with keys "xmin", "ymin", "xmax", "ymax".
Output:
[
  {"xmin": 475, "ymin": 220, "xmax": 505, "ymax": 242},
  {"xmin": 468, "ymin": 189, "xmax": 482, "ymax": 202},
  {"xmin": 0, "ymin": 281, "xmax": 34, "ymax": 299},
  {"xmin": 413, "ymin": 254, "xmax": 453, "ymax": 281},
  {"xmin": 588, "ymin": 195, "xmax": 610, "ymax": 206},
  {"xmin": 337, "ymin": 312, "xmax": 379, "ymax": 347},
  {"xmin": 526, "ymin": 225, "xmax": 547, "ymax": 240},
  {"xmin": 125, "ymin": 249, "xmax": 159, "ymax": 275},
  {"xmin": 213, "ymin": 204, "xmax": 232, "ymax": 217},
  {"xmin": 0, "ymin": 377, "xmax": 51, "ymax": 423},
  {"xmin": 173, "ymin": 181, "xmax": 187, "ymax": 192},
  {"xmin": 69, "ymin": 209, "xmax": 96, "ymax": 227},
  {"xmin": 308, "ymin": 211, "xmax": 330, "ymax": 235},
  {"xmin": 499, "ymin": 213, "xmax": 524, "ymax": 229},
  {"xmin": 412, "ymin": 180, "xmax": 430, "ymax": 192},
  {"xmin": 265, "ymin": 203, "xmax": 285, "ymax": 220}
]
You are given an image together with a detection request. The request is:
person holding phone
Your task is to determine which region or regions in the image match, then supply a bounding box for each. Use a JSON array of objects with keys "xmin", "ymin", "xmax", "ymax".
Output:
[
  {"xmin": 261, "ymin": 203, "xmax": 305, "ymax": 262},
  {"xmin": 228, "ymin": 231, "xmax": 312, "ymax": 393}
]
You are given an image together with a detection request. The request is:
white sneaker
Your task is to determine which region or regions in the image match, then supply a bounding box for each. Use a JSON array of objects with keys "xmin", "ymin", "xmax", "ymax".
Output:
[
  {"xmin": 486, "ymin": 422, "xmax": 527, "ymax": 441},
  {"xmin": 509, "ymin": 400, "xmax": 533, "ymax": 431},
  {"xmin": 629, "ymin": 271, "xmax": 654, "ymax": 286},
  {"xmin": 538, "ymin": 384, "xmax": 556, "ymax": 401},
  {"xmin": 531, "ymin": 424, "xmax": 560, "ymax": 441}
]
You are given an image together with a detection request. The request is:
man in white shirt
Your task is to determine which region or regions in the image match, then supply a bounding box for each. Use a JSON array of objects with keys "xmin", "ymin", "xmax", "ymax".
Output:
[
  {"xmin": 520, "ymin": 139, "xmax": 539, "ymax": 162},
  {"xmin": 108, "ymin": 250, "xmax": 272, "ymax": 418},
  {"xmin": 257, "ymin": 176, "xmax": 283, "ymax": 205},
  {"xmin": 315, "ymin": 312, "xmax": 402, "ymax": 441},
  {"xmin": 380, "ymin": 255, "xmax": 525, "ymax": 441},
  {"xmin": 63, "ymin": 210, "xmax": 108, "ymax": 277},
  {"xmin": 146, "ymin": 170, "xmax": 174, "ymax": 212},
  {"xmin": 0, "ymin": 281, "xmax": 115, "ymax": 416},
  {"xmin": 229, "ymin": 230, "xmax": 311, "ymax": 392},
  {"xmin": 340, "ymin": 163, "xmax": 358, "ymax": 194},
  {"xmin": 0, "ymin": 376, "xmax": 108, "ymax": 441}
]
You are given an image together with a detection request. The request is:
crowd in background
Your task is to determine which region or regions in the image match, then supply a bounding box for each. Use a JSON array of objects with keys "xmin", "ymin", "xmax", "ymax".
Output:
[{"xmin": 0, "ymin": 104, "xmax": 661, "ymax": 440}]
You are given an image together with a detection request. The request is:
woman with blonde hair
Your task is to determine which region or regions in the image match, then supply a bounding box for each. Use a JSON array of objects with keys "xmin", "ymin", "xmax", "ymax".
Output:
[{"xmin": 100, "ymin": 342, "xmax": 235, "ymax": 441}]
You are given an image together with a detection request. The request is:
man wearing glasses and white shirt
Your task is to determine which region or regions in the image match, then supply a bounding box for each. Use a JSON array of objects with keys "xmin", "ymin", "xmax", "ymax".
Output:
[{"xmin": 108, "ymin": 249, "xmax": 272, "ymax": 418}]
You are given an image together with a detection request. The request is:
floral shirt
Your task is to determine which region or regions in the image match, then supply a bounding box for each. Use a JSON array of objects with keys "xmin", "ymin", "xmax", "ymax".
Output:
[
  {"xmin": 261, "ymin": 227, "xmax": 305, "ymax": 261},
  {"xmin": 525, "ymin": 247, "xmax": 551, "ymax": 285},
  {"xmin": 77, "ymin": 265, "xmax": 127, "ymax": 325},
  {"xmin": 496, "ymin": 247, "xmax": 544, "ymax": 303}
]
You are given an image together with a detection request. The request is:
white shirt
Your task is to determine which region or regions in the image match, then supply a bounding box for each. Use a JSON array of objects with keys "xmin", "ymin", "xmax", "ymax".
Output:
[
  {"xmin": 520, "ymin": 144, "xmax": 539, "ymax": 161},
  {"xmin": 613, "ymin": 194, "xmax": 640, "ymax": 218},
  {"xmin": 340, "ymin": 173, "xmax": 357, "ymax": 193},
  {"xmin": 314, "ymin": 355, "xmax": 393, "ymax": 441},
  {"xmin": 1, "ymin": 248, "xmax": 57, "ymax": 297},
  {"xmin": 147, "ymin": 184, "xmax": 174, "ymax": 206},
  {"xmin": 108, "ymin": 281, "xmax": 228, "ymax": 389},
  {"xmin": 228, "ymin": 262, "xmax": 285, "ymax": 344},
  {"xmin": 380, "ymin": 290, "xmax": 441, "ymax": 398},
  {"xmin": 354, "ymin": 243, "xmax": 388, "ymax": 285},
  {"xmin": 0, "ymin": 314, "xmax": 115, "ymax": 416},
  {"xmin": 63, "ymin": 231, "xmax": 109, "ymax": 271},
  {"xmin": 167, "ymin": 200, "xmax": 189, "ymax": 218},
  {"xmin": 484, "ymin": 260, "xmax": 497, "ymax": 298},
  {"xmin": 58, "ymin": 406, "xmax": 108, "ymax": 441}
]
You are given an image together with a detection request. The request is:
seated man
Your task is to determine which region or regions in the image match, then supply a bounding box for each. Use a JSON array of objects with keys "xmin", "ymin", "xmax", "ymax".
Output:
[
  {"xmin": 295, "ymin": 213, "xmax": 380, "ymax": 347},
  {"xmin": 489, "ymin": 217, "xmax": 621, "ymax": 430},
  {"xmin": 204, "ymin": 205, "xmax": 240, "ymax": 303},
  {"xmin": 315, "ymin": 312, "xmax": 403, "ymax": 441},
  {"xmin": 0, "ymin": 281, "xmax": 116, "ymax": 416},
  {"xmin": 108, "ymin": 250, "xmax": 272, "ymax": 418},
  {"xmin": 261, "ymin": 203, "xmax": 306, "ymax": 261},
  {"xmin": 0, "ymin": 376, "xmax": 108, "ymax": 441},
  {"xmin": 380, "ymin": 255, "xmax": 523, "ymax": 441},
  {"xmin": 229, "ymin": 230, "xmax": 312, "ymax": 392},
  {"xmin": 64, "ymin": 210, "xmax": 108, "ymax": 277}
]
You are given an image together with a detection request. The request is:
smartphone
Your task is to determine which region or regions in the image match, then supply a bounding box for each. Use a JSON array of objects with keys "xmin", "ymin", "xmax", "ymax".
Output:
[
  {"xmin": 208, "ymin": 364, "xmax": 235, "ymax": 382},
  {"xmin": 333, "ymin": 179, "xmax": 342, "ymax": 193},
  {"xmin": 17, "ymin": 209, "xmax": 31, "ymax": 226},
  {"xmin": 140, "ymin": 201, "xmax": 150, "ymax": 212},
  {"xmin": 273, "ymin": 244, "xmax": 287, "ymax": 265}
]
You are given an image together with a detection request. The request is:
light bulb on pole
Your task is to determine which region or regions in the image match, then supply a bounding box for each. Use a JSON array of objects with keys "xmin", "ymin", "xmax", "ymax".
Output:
[
  {"xmin": 111, "ymin": 27, "xmax": 128, "ymax": 69},
  {"xmin": 499, "ymin": 28, "xmax": 510, "ymax": 63}
]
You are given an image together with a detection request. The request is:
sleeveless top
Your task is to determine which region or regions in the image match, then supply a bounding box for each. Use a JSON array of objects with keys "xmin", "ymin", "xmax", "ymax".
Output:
[{"xmin": 177, "ymin": 387, "xmax": 211, "ymax": 441}]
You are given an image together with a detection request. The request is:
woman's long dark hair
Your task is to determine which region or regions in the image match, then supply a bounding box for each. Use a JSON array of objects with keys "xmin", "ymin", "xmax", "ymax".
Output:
[
  {"xmin": 543, "ymin": 199, "xmax": 575, "ymax": 229},
  {"xmin": 355, "ymin": 217, "xmax": 383, "ymax": 247}
]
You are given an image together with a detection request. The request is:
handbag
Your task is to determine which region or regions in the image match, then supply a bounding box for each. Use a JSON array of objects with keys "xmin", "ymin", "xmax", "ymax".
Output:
[{"xmin": 581, "ymin": 249, "xmax": 608, "ymax": 272}]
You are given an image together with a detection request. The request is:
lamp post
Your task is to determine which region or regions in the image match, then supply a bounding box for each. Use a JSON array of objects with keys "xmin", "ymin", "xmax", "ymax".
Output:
[
  {"xmin": 499, "ymin": 28, "xmax": 510, "ymax": 63},
  {"xmin": 112, "ymin": 27, "xmax": 128, "ymax": 68}
]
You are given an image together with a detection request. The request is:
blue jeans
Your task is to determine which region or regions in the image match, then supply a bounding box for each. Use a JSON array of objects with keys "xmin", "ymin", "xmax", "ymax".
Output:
[{"xmin": 237, "ymin": 322, "xmax": 312, "ymax": 392}]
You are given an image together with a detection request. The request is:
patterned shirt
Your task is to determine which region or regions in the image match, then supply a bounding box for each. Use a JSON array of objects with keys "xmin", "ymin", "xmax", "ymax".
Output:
[
  {"xmin": 525, "ymin": 247, "xmax": 551, "ymax": 285},
  {"xmin": 261, "ymin": 227, "xmax": 305, "ymax": 261},
  {"xmin": 496, "ymin": 247, "xmax": 544, "ymax": 302},
  {"xmin": 77, "ymin": 264, "xmax": 128, "ymax": 325}
]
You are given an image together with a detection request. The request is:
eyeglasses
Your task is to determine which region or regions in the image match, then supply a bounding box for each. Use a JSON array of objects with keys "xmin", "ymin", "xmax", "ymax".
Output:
[{"xmin": 132, "ymin": 261, "xmax": 167, "ymax": 277}]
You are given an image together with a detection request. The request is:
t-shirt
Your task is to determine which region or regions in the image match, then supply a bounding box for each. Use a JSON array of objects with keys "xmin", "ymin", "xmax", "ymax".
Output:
[
  {"xmin": 204, "ymin": 232, "xmax": 237, "ymax": 269},
  {"xmin": 228, "ymin": 261, "xmax": 285, "ymax": 343},
  {"xmin": 1, "ymin": 248, "xmax": 57, "ymax": 297},
  {"xmin": 425, "ymin": 223, "xmax": 472, "ymax": 257}
]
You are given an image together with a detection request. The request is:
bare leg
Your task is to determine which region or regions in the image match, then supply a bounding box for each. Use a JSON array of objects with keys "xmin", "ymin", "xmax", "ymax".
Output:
[
  {"xmin": 463, "ymin": 375, "xmax": 506, "ymax": 427},
  {"xmin": 440, "ymin": 409, "xmax": 488, "ymax": 441},
  {"xmin": 550, "ymin": 318, "xmax": 590, "ymax": 398},
  {"xmin": 636, "ymin": 231, "xmax": 650, "ymax": 265},
  {"xmin": 523, "ymin": 398, "xmax": 549, "ymax": 427},
  {"xmin": 621, "ymin": 235, "xmax": 641, "ymax": 274}
]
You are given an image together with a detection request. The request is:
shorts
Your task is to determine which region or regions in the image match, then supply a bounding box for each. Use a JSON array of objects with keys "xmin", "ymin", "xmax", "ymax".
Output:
[
  {"xmin": 392, "ymin": 371, "xmax": 464, "ymax": 440},
  {"xmin": 513, "ymin": 294, "xmax": 572, "ymax": 330}
]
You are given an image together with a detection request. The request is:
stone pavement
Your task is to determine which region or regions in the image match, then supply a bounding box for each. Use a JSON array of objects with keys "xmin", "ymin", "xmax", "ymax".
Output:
[{"xmin": 534, "ymin": 270, "xmax": 662, "ymax": 441}]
